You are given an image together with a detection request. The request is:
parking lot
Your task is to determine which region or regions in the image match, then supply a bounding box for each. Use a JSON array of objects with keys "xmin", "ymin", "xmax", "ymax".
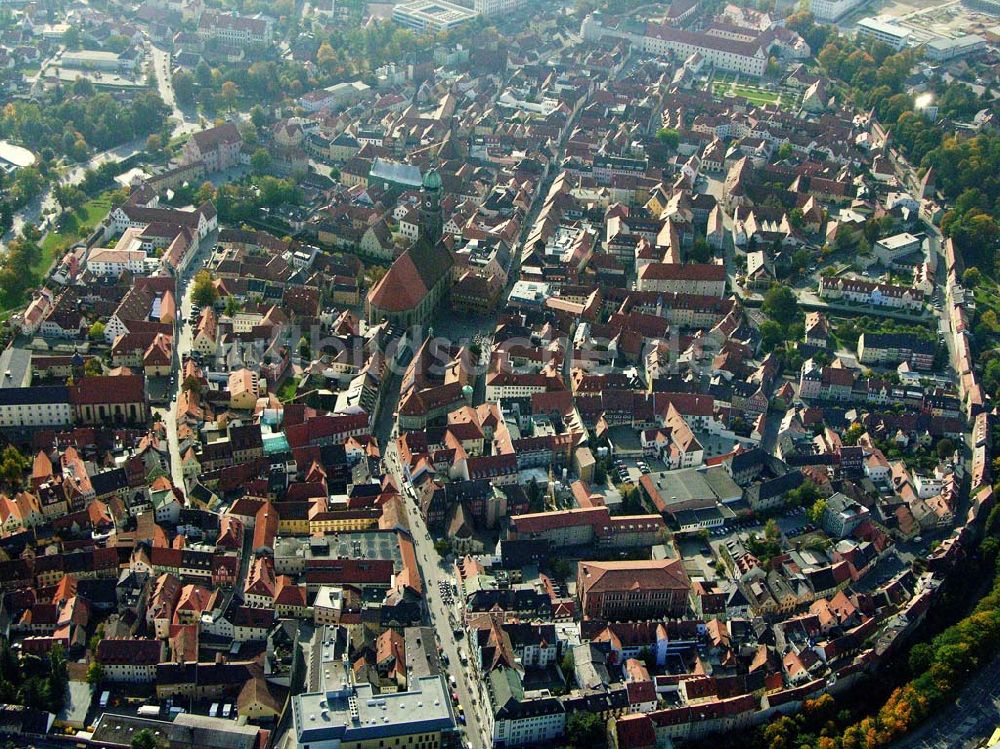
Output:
[
  {"xmin": 775, "ymin": 506, "xmax": 816, "ymax": 538},
  {"xmin": 610, "ymin": 455, "xmax": 665, "ymax": 486}
]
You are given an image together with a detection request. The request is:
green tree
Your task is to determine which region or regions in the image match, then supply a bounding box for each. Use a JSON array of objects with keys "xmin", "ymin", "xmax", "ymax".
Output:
[
  {"xmin": 550, "ymin": 557, "xmax": 572, "ymax": 580},
  {"xmin": 433, "ymin": 538, "xmax": 451, "ymax": 556},
  {"xmin": 53, "ymin": 183, "xmax": 86, "ymax": 213},
  {"xmin": 196, "ymin": 181, "xmax": 217, "ymax": 205},
  {"xmin": 220, "ymin": 80, "xmax": 239, "ymax": 110},
  {"xmin": 84, "ymin": 357, "xmax": 103, "ymax": 377},
  {"xmin": 764, "ymin": 518, "xmax": 781, "ymax": 541},
  {"xmin": 908, "ymin": 642, "xmax": 934, "ymax": 675},
  {"xmin": 689, "ymin": 237, "xmax": 711, "ymax": 263},
  {"xmin": 808, "ymin": 498, "xmax": 828, "ymax": 526},
  {"xmin": 105, "ymin": 34, "xmax": 130, "ymax": 53},
  {"xmin": 777, "ymin": 142, "xmax": 793, "ymax": 160},
  {"xmin": 173, "ymin": 70, "xmax": 196, "ymax": 106},
  {"xmin": 62, "ymin": 25, "xmax": 81, "ymax": 49},
  {"xmin": 250, "ymin": 148, "xmax": 272, "ymax": 176},
  {"xmin": 131, "ymin": 729, "xmax": 160, "ymax": 749},
  {"xmin": 13, "ymin": 167, "xmax": 44, "ymax": 204},
  {"xmin": 86, "ymin": 661, "xmax": 103, "ymax": 685},
  {"xmin": 636, "ymin": 646, "xmax": 656, "ymax": 672},
  {"xmin": 88, "ymin": 320, "xmax": 106, "ymax": 341},
  {"xmin": 936, "ymin": 438, "xmax": 955, "ymax": 460},
  {"xmin": 0, "ymin": 446, "xmax": 29, "ymax": 488},
  {"xmin": 526, "ymin": 478, "xmax": 544, "ymax": 512},
  {"xmin": 250, "ymin": 105, "xmax": 267, "ymax": 129},
  {"xmin": 195, "ymin": 61, "xmax": 213, "ymax": 88},
  {"xmin": 656, "ymin": 127, "xmax": 679, "ymax": 149},
  {"xmin": 759, "ymin": 320, "xmax": 785, "ymax": 351},
  {"xmin": 962, "ymin": 267, "xmax": 982, "ymax": 288},
  {"xmin": 565, "ymin": 711, "xmax": 605, "ymax": 748},
  {"xmin": 763, "ymin": 284, "xmax": 800, "ymax": 327},
  {"xmin": 843, "ymin": 423, "xmax": 865, "ymax": 445},
  {"xmin": 191, "ymin": 269, "xmax": 218, "ymax": 308},
  {"xmin": 560, "ymin": 649, "xmax": 575, "ymax": 676}
]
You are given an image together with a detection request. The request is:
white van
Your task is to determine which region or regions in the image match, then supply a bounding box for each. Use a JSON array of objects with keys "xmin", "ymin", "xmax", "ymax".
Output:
[{"xmin": 209, "ymin": 703, "xmax": 219, "ymax": 718}]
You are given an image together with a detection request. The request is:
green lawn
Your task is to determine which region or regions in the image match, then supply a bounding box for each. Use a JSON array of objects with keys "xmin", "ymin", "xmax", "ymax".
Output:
[
  {"xmin": 276, "ymin": 376, "xmax": 301, "ymax": 403},
  {"xmin": 974, "ymin": 277, "xmax": 1000, "ymax": 318},
  {"xmin": 39, "ymin": 196, "xmax": 112, "ymax": 274},
  {"xmin": 712, "ymin": 82, "xmax": 783, "ymax": 107}
]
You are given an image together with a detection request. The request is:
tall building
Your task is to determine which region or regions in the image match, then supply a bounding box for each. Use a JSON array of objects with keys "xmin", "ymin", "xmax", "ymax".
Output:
[
  {"xmin": 473, "ymin": 0, "xmax": 527, "ymax": 16},
  {"xmin": 366, "ymin": 167, "xmax": 453, "ymax": 326},
  {"xmin": 420, "ymin": 167, "xmax": 443, "ymax": 245}
]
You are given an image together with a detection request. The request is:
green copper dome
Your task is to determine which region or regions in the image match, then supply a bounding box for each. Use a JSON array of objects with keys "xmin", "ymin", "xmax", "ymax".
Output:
[{"xmin": 422, "ymin": 168, "xmax": 442, "ymax": 190}]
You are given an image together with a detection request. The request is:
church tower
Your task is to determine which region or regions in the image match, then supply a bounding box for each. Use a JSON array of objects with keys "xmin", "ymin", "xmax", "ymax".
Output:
[{"xmin": 420, "ymin": 167, "xmax": 443, "ymax": 245}]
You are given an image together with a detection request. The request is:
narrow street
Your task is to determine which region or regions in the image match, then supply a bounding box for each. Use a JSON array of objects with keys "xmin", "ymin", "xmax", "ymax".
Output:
[{"xmin": 153, "ymin": 232, "xmax": 216, "ymax": 494}]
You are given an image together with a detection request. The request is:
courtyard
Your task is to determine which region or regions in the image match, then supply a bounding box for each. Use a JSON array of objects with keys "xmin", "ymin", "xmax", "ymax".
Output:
[{"xmin": 711, "ymin": 73, "xmax": 793, "ymax": 108}]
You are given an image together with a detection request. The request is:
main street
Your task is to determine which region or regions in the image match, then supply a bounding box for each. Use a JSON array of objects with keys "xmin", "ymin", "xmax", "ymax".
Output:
[
  {"xmin": 368, "ymin": 61, "xmax": 591, "ymax": 749},
  {"xmin": 383, "ymin": 437, "xmax": 490, "ymax": 749}
]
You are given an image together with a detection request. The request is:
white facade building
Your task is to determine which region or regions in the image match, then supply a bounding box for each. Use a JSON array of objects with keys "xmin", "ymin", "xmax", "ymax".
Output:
[{"xmin": 809, "ymin": 0, "xmax": 864, "ymax": 21}]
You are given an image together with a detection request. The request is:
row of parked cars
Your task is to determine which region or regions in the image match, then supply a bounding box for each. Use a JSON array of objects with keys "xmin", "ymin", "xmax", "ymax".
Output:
[{"xmin": 612, "ymin": 458, "xmax": 653, "ymax": 484}]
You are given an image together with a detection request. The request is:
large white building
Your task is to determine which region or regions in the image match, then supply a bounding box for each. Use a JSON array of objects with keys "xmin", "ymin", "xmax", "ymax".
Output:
[
  {"xmin": 293, "ymin": 627, "xmax": 457, "ymax": 749},
  {"xmin": 392, "ymin": 0, "xmax": 478, "ymax": 30},
  {"xmin": 582, "ymin": 14, "xmax": 768, "ymax": 76},
  {"xmin": 197, "ymin": 10, "xmax": 273, "ymax": 48},
  {"xmin": 0, "ymin": 386, "xmax": 73, "ymax": 429},
  {"xmin": 86, "ymin": 246, "xmax": 147, "ymax": 277},
  {"xmin": 486, "ymin": 668, "xmax": 566, "ymax": 747},
  {"xmin": 856, "ymin": 17, "xmax": 912, "ymax": 50},
  {"xmin": 924, "ymin": 34, "xmax": 986, "ymax": 61},
  {"xmin": 808, "ymin": 0, "xmax": 864, "ymax": 21},
  {"xmin": 473, "ymin": 0, "xmax": 526, "ymax": 16}
]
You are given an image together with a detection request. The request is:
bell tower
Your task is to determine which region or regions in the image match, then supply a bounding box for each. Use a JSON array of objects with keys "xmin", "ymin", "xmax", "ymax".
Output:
[{"xmin": 420, "ymin": 167, "xmax": 443, "ymax": 245}]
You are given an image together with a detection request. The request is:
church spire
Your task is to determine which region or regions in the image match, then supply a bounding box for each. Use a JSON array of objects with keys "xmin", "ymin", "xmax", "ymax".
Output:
[{"xmin": 420, "ymin": 167, "xmax": 443, "ymax": 244}]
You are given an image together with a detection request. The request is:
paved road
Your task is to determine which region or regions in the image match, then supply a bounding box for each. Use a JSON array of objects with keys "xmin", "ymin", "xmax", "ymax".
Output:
[
  {"xmin": 148, "ymin": 43, "xmax": 202, "ymax": 140},
  {"xmin": 383, "ymin": 438, "xmax": 490, "ymax": 749},
  {"xmin": 152, "ymin": 232, "xmax": 216, "ymax": 494},
  {"xmin": 369, "ymin": 60, "xmax": 592, "ymax": 749}
]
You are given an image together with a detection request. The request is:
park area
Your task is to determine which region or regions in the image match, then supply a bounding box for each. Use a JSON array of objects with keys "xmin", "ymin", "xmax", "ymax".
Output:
[
  {"xmin": 711, "ymin": 74, "xmax": 789, "ymax": 108},
  {"xmin": 40, "ymin": 194, "xmax": 112, "ymax": 268},
  {"xmin": 0, "ymin": 193, "xmax": 114, "ymax": 314}
]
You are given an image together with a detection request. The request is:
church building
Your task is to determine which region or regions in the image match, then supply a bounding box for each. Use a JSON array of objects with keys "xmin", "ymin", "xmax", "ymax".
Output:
[{"xmin": 365, "ymin": 168, "xmax": 454, "ymax": 327}]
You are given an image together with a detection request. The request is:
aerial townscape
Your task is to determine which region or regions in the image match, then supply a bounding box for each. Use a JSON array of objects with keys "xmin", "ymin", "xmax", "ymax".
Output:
[{"xmin": 1, "ymin": 0, "xmax": 1000, "ymax": 747}]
